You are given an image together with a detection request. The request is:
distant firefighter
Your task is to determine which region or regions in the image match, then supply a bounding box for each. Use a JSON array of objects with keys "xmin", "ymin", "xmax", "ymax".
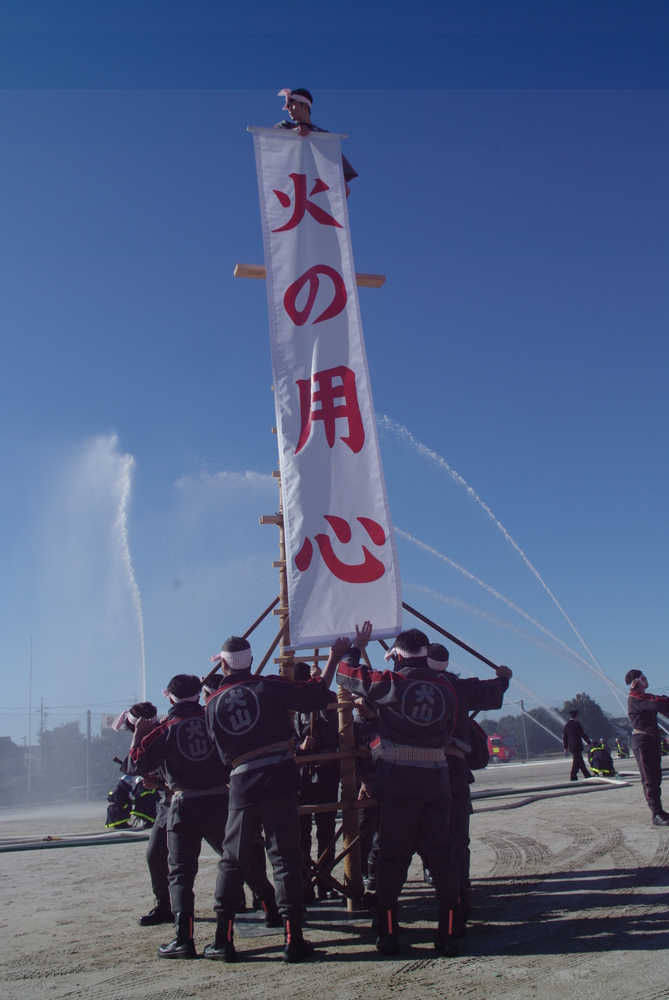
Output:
[
  {"xmin": 587, "ymin": 740, "xmax": 616, "ymax": 777},
  {"xmin": 626, "ymin": 670, "xmax": 669, "ymax": 826},
  {"xmin": 562, "ymin": 710, "xmax": 592, "ymax": 781},
  {"xmin": 105, "ymin": 775, "xmax": 134, "ymax": 829}
]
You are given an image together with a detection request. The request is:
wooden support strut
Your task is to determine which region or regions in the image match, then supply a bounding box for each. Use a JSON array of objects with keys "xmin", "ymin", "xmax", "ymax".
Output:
[
  {"xmin": 336, "ymin": 685, "xmax": 365, "ymax": 910},
  {"xmin": 235, "ymin": 263, "xmax": 385, "ymax": 288},
  {"xmin": 402, "ymin": 601, "xmax": 500, "ymax": 672}
]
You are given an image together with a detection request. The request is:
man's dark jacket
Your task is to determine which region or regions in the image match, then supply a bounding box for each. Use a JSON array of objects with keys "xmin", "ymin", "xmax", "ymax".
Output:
[
  {"xmin": 337, "ymin": 649, "xmax": 457, "ymax": 800},
  {"xmin": 123, "ymin": 702, "xmax": 229, "ymax": 791},
  {"xmin": 563, "ymin": 719, "xmax": 590, "ymax": 753},
  {"xmin": 205, "ymin": 670, "xmax": 330, "ymax": 809}
]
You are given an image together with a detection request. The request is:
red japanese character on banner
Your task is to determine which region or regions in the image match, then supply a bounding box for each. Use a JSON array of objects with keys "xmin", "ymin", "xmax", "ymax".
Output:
[
  {"xmin": 295, "ymin": 366, "xmax": 364, "ymax": 455},
  {"xmin": 294, "ymin": 515, "xmax": 386, "ymax": 583},
  {"xmin": 284, "ymin": 265, "xmax": 347, "ymax": 326},
  {"xmin": 272, "ymin": 174, "xmax": 343, "ymax": 232}
]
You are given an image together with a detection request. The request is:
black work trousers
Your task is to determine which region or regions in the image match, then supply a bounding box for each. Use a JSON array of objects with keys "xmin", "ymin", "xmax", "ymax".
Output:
[
  {"xmin": 570, "ymin": 751, "xmax": 590, "ymax": 780},
  {"xmin": 359, "ymin": 804, "xmax": 380, "ymax": 878},
  {"xmin": 298, "ymin": 763, "xmax": 340, "ymax": 875},
  {"xmin": 146, "ymin": 817, "xmax": 170, "ymax": 904},
  {"xmin": 215, "ymin": 793, "xmax": 303, "ymax": 916},
  {"xmin": 448, "ymin": 757, "xmax": 473, "ymax": 901},
  {"xmin": 376, "ymin": 795, "xmax": 459, "ymax": 907},
  {"xmin": 167, "ymin": 792, "xmax": 273, "ymax": 915},
  {"xmin": 632, "ymin": 733, "xmax": 664, "ymax": 815}
]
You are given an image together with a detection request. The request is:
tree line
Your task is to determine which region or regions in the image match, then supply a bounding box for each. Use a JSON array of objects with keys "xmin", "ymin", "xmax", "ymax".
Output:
[
  {"xmin": 1, "ymin": 691, "xmax": 630, "ymax": 805},
  {"xmin": 0, "ymin": 723, "xmax": 131, "ymax": 807}
]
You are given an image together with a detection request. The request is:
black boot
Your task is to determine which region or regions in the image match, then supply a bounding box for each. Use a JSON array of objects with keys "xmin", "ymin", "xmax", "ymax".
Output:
[
  {"xmin": 259, "ymin": 894, "xmax": 283, "ymax": 928},
  {"xmin": 138, "ymin": 898, "xmax": 173, "ymax": 926},
  {"xmin": 203, "ymin": 910, "xmax": 237, "ymax": 962},
  {"xmin": 375, "ymin": 901, "xmax": 400, "ymax": 956},
  {"xmin": 157, "ymin": 912, "xmax": 197, "ymax": 959},
  {"xmin": 652, "ymin": 811, "xmax": 669, "ymax": 826},
  {"xmin": 423, "ymin": 866, "xmax": 434, "ymax": 886},
  {"xmin": 282, "ymin": 911, "xmax": 315, "ymax": 963},
  {"xmin": 454, "ymin": 896, "xmax": 467, "ymax": 938},
  {"xmin": 434, "ymin": 902, "xmax": 459, "ymax": 958}
]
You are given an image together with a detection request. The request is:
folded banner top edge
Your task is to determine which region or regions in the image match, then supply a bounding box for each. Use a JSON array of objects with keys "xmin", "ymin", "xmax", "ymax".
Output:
[{"xmin": 247, "ymin": 125, "xmax": 348, "ymax": 140}]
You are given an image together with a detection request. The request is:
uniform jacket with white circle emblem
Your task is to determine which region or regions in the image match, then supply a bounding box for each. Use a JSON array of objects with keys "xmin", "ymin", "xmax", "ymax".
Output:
[
  {"xmin": 206, "ymin": 673, "xmax": 330, "ymax": 808},
  {"xmin": 337, "ymin": 649, "xmax": 458, "ymax": 799}
]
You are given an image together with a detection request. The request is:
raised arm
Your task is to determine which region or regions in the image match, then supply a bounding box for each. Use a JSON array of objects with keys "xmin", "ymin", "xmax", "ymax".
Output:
[{"xmin": 321, "ymin": 636, "xmax": 353, "ymax": 689}]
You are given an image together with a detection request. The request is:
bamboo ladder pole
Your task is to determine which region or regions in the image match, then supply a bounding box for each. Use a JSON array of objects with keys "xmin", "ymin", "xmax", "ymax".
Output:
[{"xmin": 260, "ymin": 445, "xmax": 365, "ymax": 911}]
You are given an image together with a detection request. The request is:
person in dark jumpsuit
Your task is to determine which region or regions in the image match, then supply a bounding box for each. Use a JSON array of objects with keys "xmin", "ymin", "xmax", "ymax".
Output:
[
  {"xmin": 426, "ymin": 643, "xmax": 512, "ymax": 927},
  {"xmin": 274, "ymin": 87, "xmax": 359, "ymax": 197},
  {"xmin": 336, "ymin": 623, "xmax": 460, "ymax": 958},
  {"xmin": 353, "ymin": 696, "xmax": 381, "ymax": 891},
  {"xmin": 626, "ymin": 669, "xmax": 669, "ymax": 826},
  {"xmin": 123, "ymin": 674, "xmax": 278, "ymax": 959},
  {"xmin": 110, "ymin": 700, "xmax": 175, "ymax": 926},
  {"xmin": 293, "ymin": 661, "xmax": 340, "ymax": 901},
  {"xmin": 105, "ymin": 775, "xmax": 134, "ymax": 829},
  {"xmin": 138, "ymin": 783, "xmax": 173, "ymax": 925},
  {"xmin": 562, "ymin": 710, "xmax": 592, "ymax": 780},
  {"xmin": 204, "ymin": 635, "xmax": 346, "ymax": 963}
]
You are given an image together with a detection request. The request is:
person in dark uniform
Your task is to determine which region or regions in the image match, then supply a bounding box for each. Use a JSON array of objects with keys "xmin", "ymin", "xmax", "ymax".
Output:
[
  {"xmin": 626, "ymin": 669, "xmax": 669, "ymax": 826},
  {"xmin": 587, "ymin": 739, "xmax": 616, "ymax": 777},
  {"xmin": 204, "ymin": 635, "xmax": 344, "ymax": 963},
  {"xmin": 353, "ymin": 696, "xmax": 380, "ymax": 891},
  {"xmin": 562, "ymin": 710, "xmax": 592, "ymax": 780},
  {"xmin": 131, "ymin": 779, "xmax": 159, "ymax": 827},
  {"xmin": 105, "ymin": 774, "xmax": 134, "ymax": 829},
  {"xmin": 111, "ymin": 701, "xmax": 174, "ymax": 926},
  {"xmin": 124, "ymin": 674, "xmax": 279, "ymax": 959},
  {"xmin": 293, "ymin": 661, "xmax": 340, "ymax": 901},
  {"xmin": 138, "ymin": 781, "xmax": 173, "ymax": 925},
  {"xmin": 426, "ymin": 643, "xmax": 512, "ymax": 927},
  {"xmin": 336, "ymin": 623, "xmax": 460, "ymax": 958},
  {"xmin": 275, "ymin": 87, "xmax": 359, "ymax": 197}
]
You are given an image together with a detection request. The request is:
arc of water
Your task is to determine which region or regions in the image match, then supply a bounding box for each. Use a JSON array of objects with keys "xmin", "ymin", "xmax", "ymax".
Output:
[
  {"xmin": 509, "ymin": 702, "xmax": 564, "ymax": 744},
  {"xmin": 397, "ymin": 529, "xmax": 628, "ymax": 713},
  {"xmin": 381, "ymin": 416, "xmax": 628, "ymax": 714},
  {"xmin": 407, "ymin": 583, "xmax": 604, "ymax": 672},
  {"xmin": 450, "ymin": 657, "xmax": 566, "ymax": 729},
  {"xmin": 115, "ymin": 452, "xmax": 147, "ymax": 701}
]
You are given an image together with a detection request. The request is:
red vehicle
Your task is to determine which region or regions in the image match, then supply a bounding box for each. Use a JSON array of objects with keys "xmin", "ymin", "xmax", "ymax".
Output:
[{"xmin": 487, "ymin": 733, "xmax": 517, "ymax": 763}]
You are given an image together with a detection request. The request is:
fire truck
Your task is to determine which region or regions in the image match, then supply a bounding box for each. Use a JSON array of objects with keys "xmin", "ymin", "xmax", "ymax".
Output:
[{"xmin": 487, "ymin": 733, "xmax": 517, "ymax": 763}]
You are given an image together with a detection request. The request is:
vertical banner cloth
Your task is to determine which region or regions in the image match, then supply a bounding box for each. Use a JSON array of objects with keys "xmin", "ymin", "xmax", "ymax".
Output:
[{"xmin": 250, "ymin": 126, "xmax": 401, "ymax": 648}]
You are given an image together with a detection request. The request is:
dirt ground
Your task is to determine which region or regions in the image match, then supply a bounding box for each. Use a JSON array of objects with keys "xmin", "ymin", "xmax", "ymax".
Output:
[{"xmin": 1, "ymin": 758, "xmax": 668, "ymax": 1000}]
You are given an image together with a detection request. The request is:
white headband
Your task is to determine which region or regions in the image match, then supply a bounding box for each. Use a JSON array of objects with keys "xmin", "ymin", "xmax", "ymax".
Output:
[
  {"xmin": 162, "ymin": 689, "xmax": 201, "ymax": 704},
  {"xmin": 210, "ymin": 648, "xmax": 253, "ymax": 671},
  {"xmin": 278, "ymin": 88, "xmax": 312, "ymax": 109},
  {"xmin": 384, "ymin": 645, "xmax": 428, "ymax": 661},
  {"xmin": 111, "ymin": 710, "xmax": 157, "ymax": 732},
  {"xmin": 427, "ymin": 656, "xmax": 449, "ymax": 672}
]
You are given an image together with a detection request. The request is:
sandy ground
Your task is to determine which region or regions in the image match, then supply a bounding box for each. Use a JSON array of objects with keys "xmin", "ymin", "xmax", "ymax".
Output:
[{"xmin": 1, "ymin": 758, "xmax": 668, "ymax": 1000}]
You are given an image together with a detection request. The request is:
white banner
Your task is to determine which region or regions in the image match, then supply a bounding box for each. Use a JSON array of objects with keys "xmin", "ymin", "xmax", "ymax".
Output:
[{"xmin": 251, "ymin": 126, "xmax": 401, "ymax": 648}]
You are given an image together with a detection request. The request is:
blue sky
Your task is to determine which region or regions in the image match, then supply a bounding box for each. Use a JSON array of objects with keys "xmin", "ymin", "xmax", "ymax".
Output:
[{"xmin": 1, "ymin": 2, "xmax": 667, "ymax": 742}]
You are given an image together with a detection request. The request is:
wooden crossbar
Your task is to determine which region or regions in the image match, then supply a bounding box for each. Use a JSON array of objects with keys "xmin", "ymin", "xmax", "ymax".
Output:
[
  {"xmin": 234, "ymin": 263, "xmax": 385, "ymax": 288},
  {"xmin": 296, "ymin": 796, "xmax": 376, "ymax": 816}
]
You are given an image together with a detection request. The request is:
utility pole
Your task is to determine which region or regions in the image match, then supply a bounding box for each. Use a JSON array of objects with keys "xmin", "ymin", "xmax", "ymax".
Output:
[
  {"xmin": 520, "ymin": 699, "xmax": 529, "ymax": 761},
  {"xmin": 28, "ymin": 637, "xmax": 32, "ymax": 808},
  {"xmin": 40, "ymin": 699, "xmax": 44, "ymax": 740},
  {"xmin": 86, "ymin": 709, "xmax": 92, "ymax": 802}
]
